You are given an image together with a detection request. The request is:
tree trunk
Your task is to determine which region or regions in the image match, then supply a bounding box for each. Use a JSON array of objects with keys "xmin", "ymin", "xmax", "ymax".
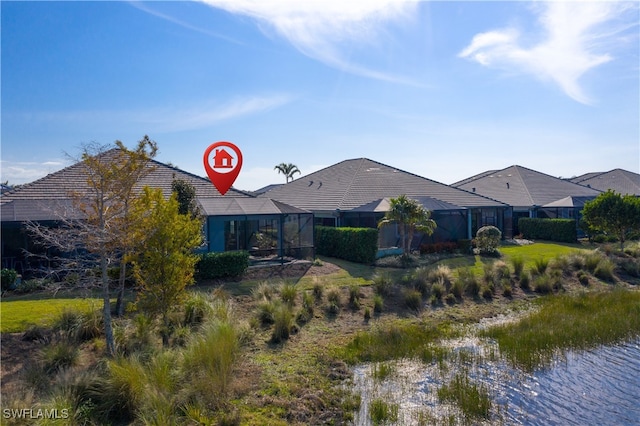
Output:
[
  {"xmin": 101, "ymin": 255, "xmax": 116, "ymax": 356},
  {"xmin": 115, "ymin": 262, "xmax": 127, "ymax": 316}
]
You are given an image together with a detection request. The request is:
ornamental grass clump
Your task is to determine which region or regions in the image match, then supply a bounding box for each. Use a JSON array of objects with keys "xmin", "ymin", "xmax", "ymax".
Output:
[
  {"xmin": 457, "ymin": 267, "xmax": 480, "ymax": 297},
  {"xmin": 509, "ymin": 256, "xmax": 524, "ymax": 277},
  {"xmin": 279, "ymin": 282, "xmax": 298, "ymax": 306},
  {"xmin": 594, "ymin": 258, "xmax": 616, "ymax": 282},
  {"xmin": 372, "ymin": 272, "xmax": 393, "ymax": 297},
  {"xmin": 428, "ymin": 265, "xmax": 453, "ymax": 291},
  {"xmin": 404, "ymin": 288, "xmax": 423, "ymax": 311}
]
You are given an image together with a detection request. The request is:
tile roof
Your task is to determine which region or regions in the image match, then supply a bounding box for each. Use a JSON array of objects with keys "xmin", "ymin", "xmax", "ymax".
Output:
[
  {"xmin": 199, "ymin": 198, "xmax": 309, "ymax": 216},
  {"xmin": 542, "ymin": 196, "xmax": 596, "ymax": 208},
  {"xmin": 452, "ymin": 165, "xmax": 602, "ymax": 208},
  {"xmin": 351, "ymin": 196, "xmax": 464, "ymax": 213},
  {"xmin": 259, "ymin": 158, "xmax": 507, "ymax": 212},
  {"xmin": 570, "ymin": 168, "xmax": 640, "ymax": 196},
  {"xmin": 1, "ymin": 148, "xmax": 254, "ymax": 222},
  {"xmin": 1, "ymin": 149, "xmax": 251, "ymax": 202}
]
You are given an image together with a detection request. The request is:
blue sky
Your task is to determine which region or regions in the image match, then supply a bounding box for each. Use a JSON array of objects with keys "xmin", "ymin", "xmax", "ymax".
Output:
[{"xmin": 2, "ymin": 1, "xmax": 638, "ymax": 191}]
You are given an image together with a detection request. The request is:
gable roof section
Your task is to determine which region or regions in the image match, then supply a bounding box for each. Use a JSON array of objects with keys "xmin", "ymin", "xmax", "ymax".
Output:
[
  {"xmin": 542, "ymin": 196, "xmax": 596, "ymax": 208},
  {"xmin": 452, "ymin": 165, "xmax": 602, "ymax": 208},
  {"xmin": 259, "ymin": 158, "xmax": 506, "ymax": 212},
  {"xmin": 570, "ymin": 169, "xmax": 640, "ymax": 196},
  {"xmin": 199, "ymin": 198, "xmax": 309, "ymax": 216},
  {"xmin": 1, "ymin": 148, "xmax": 252, "ymax": 222},
  {"xmin": 1, "ymin": 149, "xmax": 250, "ymax": 202},
  {"xmin": 351, "ymin": 196, "xmax": 464, "ymax": 213}
]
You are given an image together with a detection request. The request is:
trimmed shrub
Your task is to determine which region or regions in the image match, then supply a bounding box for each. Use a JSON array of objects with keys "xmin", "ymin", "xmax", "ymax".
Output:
[
  {"xmin": 315, "ymin": 226, "xmax": 378, "ymax": 264},
  {"xmin": 518, "ymin": 218, "xmax": 577, "ymax": 243},
  {"xmin": 475, "ymin": 226, "xmax": 502, "ymax": 255},
  {"xmin": 197, "ymin": 251, "xmax": 249, "ymax": 279}
]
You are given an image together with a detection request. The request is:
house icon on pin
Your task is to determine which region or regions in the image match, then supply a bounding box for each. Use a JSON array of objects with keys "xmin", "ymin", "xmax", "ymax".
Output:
[{"xmin": 213, "ymin": 148, "xmax": 234, "ymax": 169}]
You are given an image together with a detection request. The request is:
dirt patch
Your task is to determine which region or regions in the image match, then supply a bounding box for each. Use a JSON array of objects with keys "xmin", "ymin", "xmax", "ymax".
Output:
[{"xmin": 1, "ymin": 333, "xmax": 42, "ymax": 394}]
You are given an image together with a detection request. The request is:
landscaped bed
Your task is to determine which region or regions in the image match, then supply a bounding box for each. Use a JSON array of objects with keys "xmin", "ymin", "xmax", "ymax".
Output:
[{"xmin": 1, "ymin": 241, "xmax": 639, "ymax": 424}]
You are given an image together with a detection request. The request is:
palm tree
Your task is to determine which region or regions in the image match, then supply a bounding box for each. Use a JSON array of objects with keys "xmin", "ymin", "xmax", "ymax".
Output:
[
  {"xmin": 378, "ymin": 195, "xmax": 437, "ymax": 255},
  {"xmin": 274, "ymin": 163, "xmax": 301, "ymax": 183}
]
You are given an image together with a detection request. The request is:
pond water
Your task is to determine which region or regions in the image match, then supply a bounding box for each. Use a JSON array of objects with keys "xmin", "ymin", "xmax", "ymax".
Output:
[{"xmin": 351, "ymin": 338, "xmax": 640, "ymax": 425}]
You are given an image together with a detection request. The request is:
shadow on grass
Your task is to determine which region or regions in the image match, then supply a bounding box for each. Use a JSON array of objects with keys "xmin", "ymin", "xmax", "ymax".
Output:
[{"xmin": 317, "ymin": 256, "xmax": 379, "ymax": 281}]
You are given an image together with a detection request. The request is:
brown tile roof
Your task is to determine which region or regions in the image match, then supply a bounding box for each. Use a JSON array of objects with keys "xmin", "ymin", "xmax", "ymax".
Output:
[
  {"xmin": 1, "ymin": 148, "xmax": 254, "ymax": 222},
  {"xmin": 452, "ymin": 165, "xmax": 602, "ymax": 208},
  {"xmin": 199, "ymin": 198, "xmax": 309, "ymax": 216},
  {"xmin": 570, "ymin": 168, "xmax": 640, "ymax": 196},
  {"xmin": 259, "ymin": 158, "xmax": 507, "ymax": 212}
]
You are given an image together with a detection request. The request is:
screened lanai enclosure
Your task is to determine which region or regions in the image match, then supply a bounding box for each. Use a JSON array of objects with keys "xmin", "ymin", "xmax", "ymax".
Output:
[{"xmin": 199, "ymin": 198, "xmax": 314, "ymax": 263}]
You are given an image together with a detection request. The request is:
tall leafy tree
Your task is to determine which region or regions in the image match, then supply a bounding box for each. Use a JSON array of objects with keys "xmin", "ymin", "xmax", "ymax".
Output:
[
  {"xmin": 378, "ymin": 195, "xmax": 437, "ymax": 255},
  {"xmin": 274, "ymin": 163, "xmax": 301, "ymax": 183},
  {"xmin": 582, "ymin": 190, "xmax": 640, "ymax": 250},
  {"xmin": 27, "ymin": 138, "xmax": 157, "ymax": 355},
  {"xmin": 127, "ymin": 187, "xmax": 203, "ymax": 346}
]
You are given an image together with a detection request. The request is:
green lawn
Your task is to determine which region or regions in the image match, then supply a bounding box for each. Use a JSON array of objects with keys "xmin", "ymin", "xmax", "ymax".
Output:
[{"xmin": 1, "ymin": 297, "xmax": 104, "ymax": 333}]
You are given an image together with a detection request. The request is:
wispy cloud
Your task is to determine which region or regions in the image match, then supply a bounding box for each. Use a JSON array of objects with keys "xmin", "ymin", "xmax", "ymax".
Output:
[
  {"xmin": 1, "ymin": 160, "xmax": 69, "ymax": 185},
  {"xmin": 127, "ymin": 1, "xmax": 244, "ymax": 45},
  {"xmin": 10, "ymin": 94, "xmax": 294, "ymax": 133},
  {"xmin": 459, "ymin": 2, "xmax": 638, "ymax": 104},
  {"xmin": 198, "ymin": 0, "xmax": 418, "ymax": 83}
]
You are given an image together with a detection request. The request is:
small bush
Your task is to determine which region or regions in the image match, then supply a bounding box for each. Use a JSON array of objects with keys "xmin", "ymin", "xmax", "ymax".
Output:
[
  {"xmin": 594, "ymin": 259, "xmax": 615, "ymax": 282},
  {"xmin": 183, "ymin": 293, "xmax": 213, "ymax": 327},
  {"xmin": 348, "ymin": 285, "xmax": 361, "ymax": 310},
  {"xmin": 502, "ymin": 284, "xmax": 513, "ymax": 297},
  {"xmin": 532, "ymin": 258, "xmax": 549, "ymax": 275},
  {"xmin": 519, "ymin": 271, "xmax": 531, "ymax": 291},
  {"xmin": 481, "ymin": 286, "xmax": 493, "ymax": 299},
  {"xmin": 1, "ymin": 268, "xmax": 18, "ymax": 293},
  {"xmin": 14, "ymin": 278, "xmax": 48, "ymax": 294},
  {"xmin": 577, "ymin": 270, "xmax": 590, "ymax": 286},
  {"xmin": 373, "ymin": 295, "xmax": 383, "ymax": 313},
  {"xmin": 404, "ymin": 289, "xmax": 423, "ymax": 311},
  {"xmin": 493, "ymin": 260, "xmax": 511, "ymax": 281},
  {"xmin": 256, "ymin": 300, "xmax": 277, "ymax": 325},
  {"xmin": 429, "ymin": 265, "xmax": 453, "ymax": 289},
  {"xmin": 584, "ymin": 252, "xmax": 603, "ymax": 273},
  {"xmin": 450, "ymin": 279, "xmax": 464, "ymax": 299},
  {"xmin": 252, "ymin": 281, "xmax": 275, "ymax": 302},
  {"xmin": 364, "ymin": 307, "xmax": 371, "ymax": 322},
  {"xmin": 476, "ymin": 226, "xmax": 502, "ymax": 255},
  {"xmin": 279, "ymin": 282, "xmax": 298, "ymax": 306},
  {"xmin": 458, "ymin": 268, "xmax": 480, "ymax": 297},
  {"xmin": 312, "ymin": 282, "xmax": 324, "ymax": 301},
  {"xmin": 431, "ymin": 283, "xmax": 445, "ymax": 300},
  {"xmin": 510, "ymin": 256, "xmax": 524, "ymax": 277},
  {"xmin": 534, "ymin": 275, "xmax": 553, "ymax": 294},
  {"xmin": 42, "ymin": 341, "xmax": 80, "ymax": 373}
]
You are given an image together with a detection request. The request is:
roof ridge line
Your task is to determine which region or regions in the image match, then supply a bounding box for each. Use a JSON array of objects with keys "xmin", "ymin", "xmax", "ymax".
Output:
[{"xmin": 512, "ymin": 166, "xmax": 537, "ymax": 206}]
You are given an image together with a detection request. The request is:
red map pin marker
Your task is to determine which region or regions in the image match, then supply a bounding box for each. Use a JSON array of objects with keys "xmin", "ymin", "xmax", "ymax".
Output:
[{"xmin": 203, "ymin": 141, "xmax": 243, "ymax": 195}]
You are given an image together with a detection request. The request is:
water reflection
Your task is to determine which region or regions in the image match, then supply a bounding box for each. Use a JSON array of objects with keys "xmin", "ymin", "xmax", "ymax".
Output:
[{"xmin": 352, "ymin": 339, "xmax": 640, "ymax": 425}]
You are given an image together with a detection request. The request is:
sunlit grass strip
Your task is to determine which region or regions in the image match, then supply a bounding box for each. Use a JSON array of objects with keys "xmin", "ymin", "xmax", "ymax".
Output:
[
  {"xmin": 0, "ymin": 298, "xmax": 103, "ymax": 333},
  {"xmin": 437, "ymin": 371, "xmax": 492, "ymax": 420},
  {"xmin": 482, "ymin": 289, "xmax": 640, "ymax": 372},
  {"xmin": 339, "ymin": 321, "xmax": 456, "ymax": 364}
]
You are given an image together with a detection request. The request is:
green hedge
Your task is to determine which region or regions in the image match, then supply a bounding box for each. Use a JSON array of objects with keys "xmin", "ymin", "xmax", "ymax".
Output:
[
  {"xmin": 197, "ymin": 251, "xmax": 250, "ymax": 279},
  {"xmin": 519, "ymin": 218, "xmax": 577, "ymax": 243},
  {"xmin": 315, "ymin": 226, "xmax": 378, "ymax": 264}
]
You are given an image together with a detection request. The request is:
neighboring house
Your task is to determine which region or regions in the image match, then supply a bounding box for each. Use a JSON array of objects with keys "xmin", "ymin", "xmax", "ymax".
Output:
[
  {"xmin": 252, "ymin": 184, "xmax": 283, "ymax": 196},
  {"xmin": 570, "ymin": 168, "xmax": 640, "ymax": 196},
  {"xmin": 452, "ymin": 165, "xmax": 602, "ymax": 235},
  {"xmin": 259, "ymin": 158, "xmax": 511, "ymax": 248},
  {"xmin": 0, "ymin": 149, "xmax": 313, "ymax": 276}
]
